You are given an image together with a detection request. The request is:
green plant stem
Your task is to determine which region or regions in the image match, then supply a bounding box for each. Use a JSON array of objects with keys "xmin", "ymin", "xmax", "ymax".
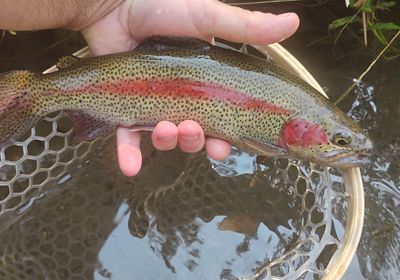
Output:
[{"xmin": 334, "ymin": 8, "xmax": 362, "ymax": 44}]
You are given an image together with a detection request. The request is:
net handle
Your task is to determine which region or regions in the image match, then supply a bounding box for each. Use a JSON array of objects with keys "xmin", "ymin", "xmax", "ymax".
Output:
[
  {"xmin": 323, "ymin": 168, "xmax": 364, "ymax": 279},
  {"xmin": 253, "ymin": 43, "xmax": 327, "ymax": 97}
]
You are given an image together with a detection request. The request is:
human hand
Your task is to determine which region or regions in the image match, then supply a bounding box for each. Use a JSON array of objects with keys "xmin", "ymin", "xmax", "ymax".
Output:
[{"xmin": 81, "ymin": 0, "xmax": 299, "ymax": 176}]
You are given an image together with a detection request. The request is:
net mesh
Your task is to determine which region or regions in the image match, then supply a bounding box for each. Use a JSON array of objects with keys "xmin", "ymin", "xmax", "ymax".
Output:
[
  {"xmin": 0, "ymin": 44, "xmax": 359, "ymax": 279},
  {"xmin": 0, "ymin": 112, "xmax": 109, "ymax": 225}
]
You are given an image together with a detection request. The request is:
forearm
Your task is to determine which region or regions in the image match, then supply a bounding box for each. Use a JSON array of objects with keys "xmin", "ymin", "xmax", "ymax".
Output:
[{"xmin": 0, "ymin": 0, "xmax": 123, "ymax": 30}]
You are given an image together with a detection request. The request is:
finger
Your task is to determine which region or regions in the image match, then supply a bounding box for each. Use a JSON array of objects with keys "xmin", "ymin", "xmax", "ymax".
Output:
[
  {"xmin": 205, "ymin": 138, "xmax": 231, "ymax": 160},
  {"xmin": 177, "ymin": 120, "xmax": 205, "ymax": 153},
  {"xmin": 116, "ymin": 127, "xmax": 142, "ymax": 176},
  {"xmin": 152, "ymin": 121, "xmax": 179, "ymax": 150},
  {"xmin": 196, "ymin": 0, "xmax": 299, "ymax": 45}
]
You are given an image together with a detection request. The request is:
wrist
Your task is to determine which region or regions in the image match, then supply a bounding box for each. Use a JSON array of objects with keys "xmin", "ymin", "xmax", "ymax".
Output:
[
  {"xmin": 0, "ymin": 0, "xmax": 124, "ymax": 31},
  {"xmin": 68, "ymin": 0, "xmax": 125, "ymax": 30}
]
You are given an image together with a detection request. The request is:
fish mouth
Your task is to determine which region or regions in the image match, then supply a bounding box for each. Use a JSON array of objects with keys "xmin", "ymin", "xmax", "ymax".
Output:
[
  {"xmin": 323, "ymin": 151, "xmax": 371, "ymax": 168},
  {"xmin": 330, "ymin": 154, "xmax": 371, "ymax": 167}
]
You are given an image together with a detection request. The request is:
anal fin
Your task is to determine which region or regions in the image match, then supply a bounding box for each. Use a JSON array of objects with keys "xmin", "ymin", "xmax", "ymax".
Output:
[{"xmin": 67, "ymin": 111, "xmax": 115, "ymax": 142}]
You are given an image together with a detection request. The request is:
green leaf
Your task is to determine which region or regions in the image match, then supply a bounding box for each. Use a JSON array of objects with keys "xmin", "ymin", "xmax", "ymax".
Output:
[
  {"xmin": 348, "ymin": 0, "xmax": 359, "ymax": 8},
  {"xmin": 369, "ymin": 26, "xmax": 388, "ymax": 45},
  {"xmin": 376, "ymin": 1, "xmax": 396, "ymax": 10},
  {"xmin": 360, "ymin": 0, "xmax": 374, "ymax": 12},
  {"xmin": 329, "ymin": 16, "xmax": 358, "ymax": 30},
  {"xmin": 372, "ymin": 22, "xmax": 400, "ymax": 31}
]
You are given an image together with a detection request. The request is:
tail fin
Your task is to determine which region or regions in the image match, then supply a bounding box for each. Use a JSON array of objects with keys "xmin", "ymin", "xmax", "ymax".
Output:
[{"xmin": 0, "ymin": 71, "xmax": 37, "ymax": 147}]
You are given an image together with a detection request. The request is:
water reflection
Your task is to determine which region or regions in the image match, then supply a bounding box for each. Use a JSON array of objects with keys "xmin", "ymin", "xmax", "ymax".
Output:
[
  {"xmin": 0, "ymin": 139, "xmax": 308, "ymax": 279},
  {"xmin": 125, "ymin": 151, "xmax": 301, "ymax": 276},
  {"xmin": 343, "ymin": 82, "xmax": 400, "ymax": 280}
]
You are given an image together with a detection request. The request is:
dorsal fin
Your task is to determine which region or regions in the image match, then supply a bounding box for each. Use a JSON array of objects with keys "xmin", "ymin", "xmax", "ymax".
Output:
[
  {"xmin": 135, "ymin": 36, "xmax": 212, "ymax": 51},
  {"xmin": 56, "ymin": 55, "xmax": 81, "ymax": 69}
]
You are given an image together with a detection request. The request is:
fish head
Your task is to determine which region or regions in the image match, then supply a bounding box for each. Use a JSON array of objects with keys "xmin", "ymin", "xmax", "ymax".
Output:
[{"xmin": 278, "ymin": 108, "xmax": 373, "ymax": 167}]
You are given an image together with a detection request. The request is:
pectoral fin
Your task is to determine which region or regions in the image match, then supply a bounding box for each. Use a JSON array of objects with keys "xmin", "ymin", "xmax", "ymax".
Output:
[
  {"xmin": 67, "ymin": 111, "xmax": 115, "ymax": 142},
  {"xmin": 241, "ymin": 137, "xmax": 287, "ymax": 157}
]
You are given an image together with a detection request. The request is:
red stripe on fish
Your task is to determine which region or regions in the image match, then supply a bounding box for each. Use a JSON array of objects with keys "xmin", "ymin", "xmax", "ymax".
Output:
[
  {"xmin": 279, "ymin": 119, "xmax": 328, "ymax": 148},
  {"xmin": 70, "ymin": 79, "xmax": 291, "ymax": 116}
]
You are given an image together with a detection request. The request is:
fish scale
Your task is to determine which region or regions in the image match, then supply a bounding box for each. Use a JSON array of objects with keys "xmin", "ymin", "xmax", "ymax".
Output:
[{"xmin": 0, "ymin": 36, "xmax": 372, "ymax": 167}]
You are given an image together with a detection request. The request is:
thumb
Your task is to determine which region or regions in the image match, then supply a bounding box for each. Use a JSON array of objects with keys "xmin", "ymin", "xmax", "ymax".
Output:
[{"xmin": 194, "ymin": 0, "xmax": 299, "ymax": 45}]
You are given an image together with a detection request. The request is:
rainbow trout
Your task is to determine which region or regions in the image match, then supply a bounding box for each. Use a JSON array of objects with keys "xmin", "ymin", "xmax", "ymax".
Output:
[{"xmin": 0, "ymin": 36, "xmax": 372, "ymax": 167}]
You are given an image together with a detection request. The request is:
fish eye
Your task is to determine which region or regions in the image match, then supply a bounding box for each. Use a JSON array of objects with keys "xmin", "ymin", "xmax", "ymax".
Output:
[{"xmin": 332, "ymin": 132, "xmax": 351, "ymax": 147}]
